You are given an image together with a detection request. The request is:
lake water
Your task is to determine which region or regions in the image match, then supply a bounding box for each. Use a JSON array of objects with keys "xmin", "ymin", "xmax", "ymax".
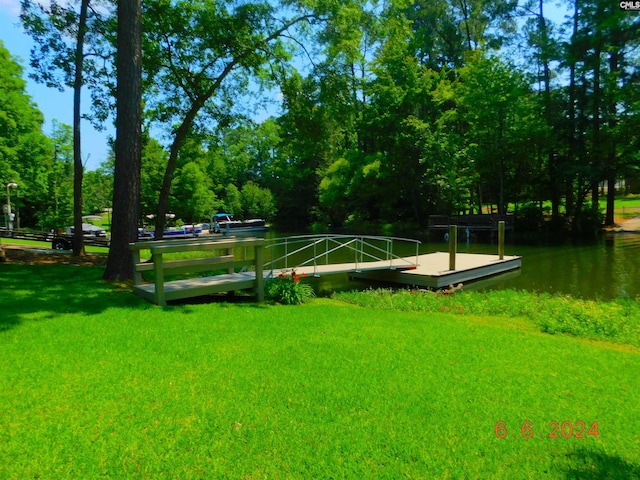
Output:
[
  {"xmin": 456, "ymin": 233, "xmax": 640, "ymax": 300},
  {"xmin": 264, "ymin": 231, "xmax": 640, "ymax": 300}
]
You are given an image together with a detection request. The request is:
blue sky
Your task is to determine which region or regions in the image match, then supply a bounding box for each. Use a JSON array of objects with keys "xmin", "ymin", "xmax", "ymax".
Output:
[{"xmin": 1, "ymin": 0, "xmax": 111, "ymax": 171}]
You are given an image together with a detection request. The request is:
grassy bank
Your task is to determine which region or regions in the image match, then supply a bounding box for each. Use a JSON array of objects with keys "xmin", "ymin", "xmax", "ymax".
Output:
[
  {"xmin": 1, "ymin": 263, "xmax": 639, "ymax": 478},
  {"xmin": 335, "ymin": 288, "xmax": 640, "ymax": 348}
]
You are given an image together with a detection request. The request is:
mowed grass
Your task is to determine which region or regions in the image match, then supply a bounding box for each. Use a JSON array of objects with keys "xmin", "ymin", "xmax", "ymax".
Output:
[
  {"xmin": 0, "ymin": 237, "xmax": 109, "ymax": 254},
  {"xmin": 1, "ymin": 264, "xmax": 639, "ymax": 479}
]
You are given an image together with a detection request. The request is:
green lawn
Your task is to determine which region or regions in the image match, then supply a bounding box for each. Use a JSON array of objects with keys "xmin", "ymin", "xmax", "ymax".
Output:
[
  {"xmin": 602, "ymin": 195, "xmax": 640, "ymax": 219},
  {"xmin": 478, "ymin": 195, "xmax": 640, "ymax": 219},
  {"xmin": 0, "ymin": 237, "xmax": 109, "ymax": 254},
  {"xmin": 1, "ymin": 263, "xmax": 639, "ymax": 479}
]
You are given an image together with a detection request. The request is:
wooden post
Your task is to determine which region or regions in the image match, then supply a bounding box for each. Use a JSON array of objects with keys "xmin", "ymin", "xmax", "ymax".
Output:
[
  {"xmin": 153, "ymin": 252, "xmax": 166, "ymax": 306},
  {"xmin": 448, "ymin": 224, "xmax": 457, "ymax": 271},
  {"xmin": 498, "ymin": 220, "xmax": 505, "ymax": 260},
  {"xmin": 131, "ymin": 245, "xmax": 142, "ymax": 285},
  {"xmin": 226, "ymin": 246, "xmax": 235, "ymax": 297}
]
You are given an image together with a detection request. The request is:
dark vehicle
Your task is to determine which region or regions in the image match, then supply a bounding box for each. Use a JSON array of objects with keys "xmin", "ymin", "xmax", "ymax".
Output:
[{"xmin": 51, "ymin": 224, "xmax": 109, "ymax": 250}]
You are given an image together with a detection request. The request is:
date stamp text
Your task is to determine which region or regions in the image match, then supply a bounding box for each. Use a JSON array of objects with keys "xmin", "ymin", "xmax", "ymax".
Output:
[{"xmin": 495, "ymin": 421, "xmax": 599, "ymax": 439}]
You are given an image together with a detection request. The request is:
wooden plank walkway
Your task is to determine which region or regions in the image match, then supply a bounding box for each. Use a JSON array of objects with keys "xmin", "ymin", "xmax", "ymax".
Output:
[
  {"xmin": 278, "ymin": 257, "xmax": 419, "ymax": 277},
  {"xmin": 133, "ymin": 272, "xmax": 258, "ymax": 303}
]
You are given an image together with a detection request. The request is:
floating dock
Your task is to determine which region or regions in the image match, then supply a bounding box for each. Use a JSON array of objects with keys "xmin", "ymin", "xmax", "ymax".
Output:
[{"xmin": 348, "ymin": 252, "xmax": 521, "ymax": 289}]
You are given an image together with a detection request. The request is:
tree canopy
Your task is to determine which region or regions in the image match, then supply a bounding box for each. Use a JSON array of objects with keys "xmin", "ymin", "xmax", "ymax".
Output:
[
  {"xmin": 0, "ymin": 40, "xmax": 52, "ymax": 228},
  {"xmin": 4, "ymin": 0, "xmax": 639, "ymax": 255}
]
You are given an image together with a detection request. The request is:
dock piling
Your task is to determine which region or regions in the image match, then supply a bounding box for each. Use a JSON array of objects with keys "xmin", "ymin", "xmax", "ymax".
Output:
[
  {"xmin": 449, "ymin": 225, "xmax": 457, "ymax": 270},
  {"xmin": 498, "ymin": 221, "xmax": 505, "ymax": 260}
]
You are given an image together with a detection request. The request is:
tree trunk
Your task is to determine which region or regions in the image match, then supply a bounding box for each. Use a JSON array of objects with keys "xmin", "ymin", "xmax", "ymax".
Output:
[
  {"xmin": 459, "ymin": 0, "xmax": 473, "ymax": 51},
  {"xmin": 605, "ymin": 29, "xmax": 621, "ymax": 226},
  {"xmin": 538, "ymin": 0, "xmax": 559, "ymax": 222},
  {"xmin": 154, "ymin": 108, "xmax": 200, "ymax": 240},
  {"xmin": 72, "ymin": 0, "xmax": 89, "ymax": 257},
  {"xmin": 103, "ymin": 0, "xmax": 142, "ymax": 282},
  {"xmin": 566, "ymin": 0, "xmax": 578, "ymax": 226}
]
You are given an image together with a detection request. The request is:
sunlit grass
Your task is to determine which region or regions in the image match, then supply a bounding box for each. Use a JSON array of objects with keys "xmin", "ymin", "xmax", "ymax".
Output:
[
  {"xmin": 1, "ymin": 263, "xmax": 639, "ymax": 478},
  {"xmin": 1, "ymin": 237, "xmax": 109, "ymax": 254}
]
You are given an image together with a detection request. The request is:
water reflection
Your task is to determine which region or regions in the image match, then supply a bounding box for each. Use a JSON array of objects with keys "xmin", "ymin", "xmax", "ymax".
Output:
[
  {"xmin": 262, "ymin": 231, "xmax": 640, "ymax": 300},
  {"xmin": 464, "ymin": 233, "xmax": 640, "ymax": 300}
]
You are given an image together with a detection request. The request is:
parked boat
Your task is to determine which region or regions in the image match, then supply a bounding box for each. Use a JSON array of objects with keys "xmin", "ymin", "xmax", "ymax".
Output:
[
  {"xmin": 138, "ymin": 225, "xmax": 203, "ymax": 240},
  {"xmin": 212, "ymin": 213, "xmax": 269, "ymax": 234}
]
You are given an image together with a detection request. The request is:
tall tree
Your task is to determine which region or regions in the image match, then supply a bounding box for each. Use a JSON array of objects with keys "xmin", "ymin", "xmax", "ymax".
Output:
[
  {"xmin": 42, "ymin": 121, "xmax": 74, "ymax": 230},
  {"xmin": 71, "ymin": 0, "xmax": 89, "ymax": 255},
  {"xmin": 21, "ymin": 0, "xmax": 111, "ymax": 254},
  {"xmin": 141, "ymin": 0, "xmax": 317, "ymax": 238},
  {"xmin": 103, "ymin": 0, "xmax": 142, "ymax": 281}
]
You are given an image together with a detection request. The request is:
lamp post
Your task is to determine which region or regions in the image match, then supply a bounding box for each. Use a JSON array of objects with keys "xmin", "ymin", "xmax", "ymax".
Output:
[{"xmin": 5, "ymin": 182, "xmax": 18, "ymax": 231}]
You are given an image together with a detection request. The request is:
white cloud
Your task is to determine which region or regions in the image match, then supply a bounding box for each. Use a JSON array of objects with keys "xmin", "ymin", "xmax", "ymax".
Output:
[{"xmin": 0, "ymin": 0, "xmax": 21, "ymax": 17}]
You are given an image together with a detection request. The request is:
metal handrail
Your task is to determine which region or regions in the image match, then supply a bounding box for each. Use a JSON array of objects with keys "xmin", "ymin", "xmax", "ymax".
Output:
[{"xmin": 264, "ymin": 234, "xmax": 421, "ymax": 278}]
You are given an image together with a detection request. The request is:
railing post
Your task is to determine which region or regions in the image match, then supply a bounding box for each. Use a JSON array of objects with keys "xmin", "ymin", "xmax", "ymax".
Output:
[
  {"xmin": 354, "ymin": 237, "xmax": 359, "ymax": 271},
  {"xmin": 449, "ymin": 225, "xmax": 457, "ymax": 271},
  {"xmin": 325, "ymin": 237, "xmax": 329, "ymax": 265},
  {"xmin": 255, "ymin": 243, "xmax": 264, "ymax": 301},
  {"xmin": 498, "ymin": 220, "xmax": 505, "ymax": 260},
  {"xmin": 313, "ymin": 239, "xmax": 317, "ymax": 277}
]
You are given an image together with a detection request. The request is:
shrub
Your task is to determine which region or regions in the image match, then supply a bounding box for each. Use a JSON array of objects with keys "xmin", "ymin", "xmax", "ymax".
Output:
[{"xmin": 266, "ymin": 269, "xmax": 315, "ymax": 305}]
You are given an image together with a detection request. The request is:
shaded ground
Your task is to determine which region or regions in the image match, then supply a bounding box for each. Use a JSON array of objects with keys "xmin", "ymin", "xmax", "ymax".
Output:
[{"xmin": 0, "ymin": 244, "xmax": 107, "ymax": 267}]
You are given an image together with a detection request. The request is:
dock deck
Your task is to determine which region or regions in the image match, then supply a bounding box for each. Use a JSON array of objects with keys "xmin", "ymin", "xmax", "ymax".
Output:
[{"xmin": 348, "ymin": 252, "xmax": 521, "ymax": 288}]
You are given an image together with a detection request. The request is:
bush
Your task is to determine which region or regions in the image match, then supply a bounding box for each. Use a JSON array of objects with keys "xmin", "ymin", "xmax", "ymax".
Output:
[
  {"xmin": 514, "ymin": 202, "xmax": 544, "ymax": 232},
  {"xmin": 572, "ymin": 205, "xmax": 604, "ymax": 234},
  {"xmin": 266, "ymin": 269, "xmax": 315, "ymax": 305}
]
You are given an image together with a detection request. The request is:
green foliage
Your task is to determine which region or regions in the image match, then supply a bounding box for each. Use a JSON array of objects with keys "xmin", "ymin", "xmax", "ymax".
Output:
[
  {"xmin": 239, "ymin": 181, "xmax": 276, "ymax": 220},
  {"xmin": 222, "ymin": 183, "xmax": 242, "ymax": 216},
  {"xmin": 31, "ymin": 121, "xmax": 74, "ymax": 230},
  {"xmin": 220, "ymin": 181, "xmax": 276, "ymax": 220},
  {"xmin": 572, "ymin": 204, "xmax": 605, "ymax": 234},
  {"xmin": 20, "ymin": 0, "xmax": 114, "ymax": 125},
  {"xmin": 140, "ymin": 137, "xmax": 168, "ymax": 217},
  {"xmin": 7, "ymin": 0, "xmax": 639, "ymax": 235},
  {"xmin": 266, "ymin": 269, "xmax": 315, "ymax": 305},
  {"xmin": 514, "ymin": 202, "xmax": 544, "ymax": 232},
  {"xmin": 0, "ymin": 41, "xmax": 53, "ymax": 228},
  {"xmin": 335, "ymin": 288, "xmax": 640, "ymax": 348},
  {"xmin": 172, "ymin": 162, "xmax": 217, "ymax": 223}
]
